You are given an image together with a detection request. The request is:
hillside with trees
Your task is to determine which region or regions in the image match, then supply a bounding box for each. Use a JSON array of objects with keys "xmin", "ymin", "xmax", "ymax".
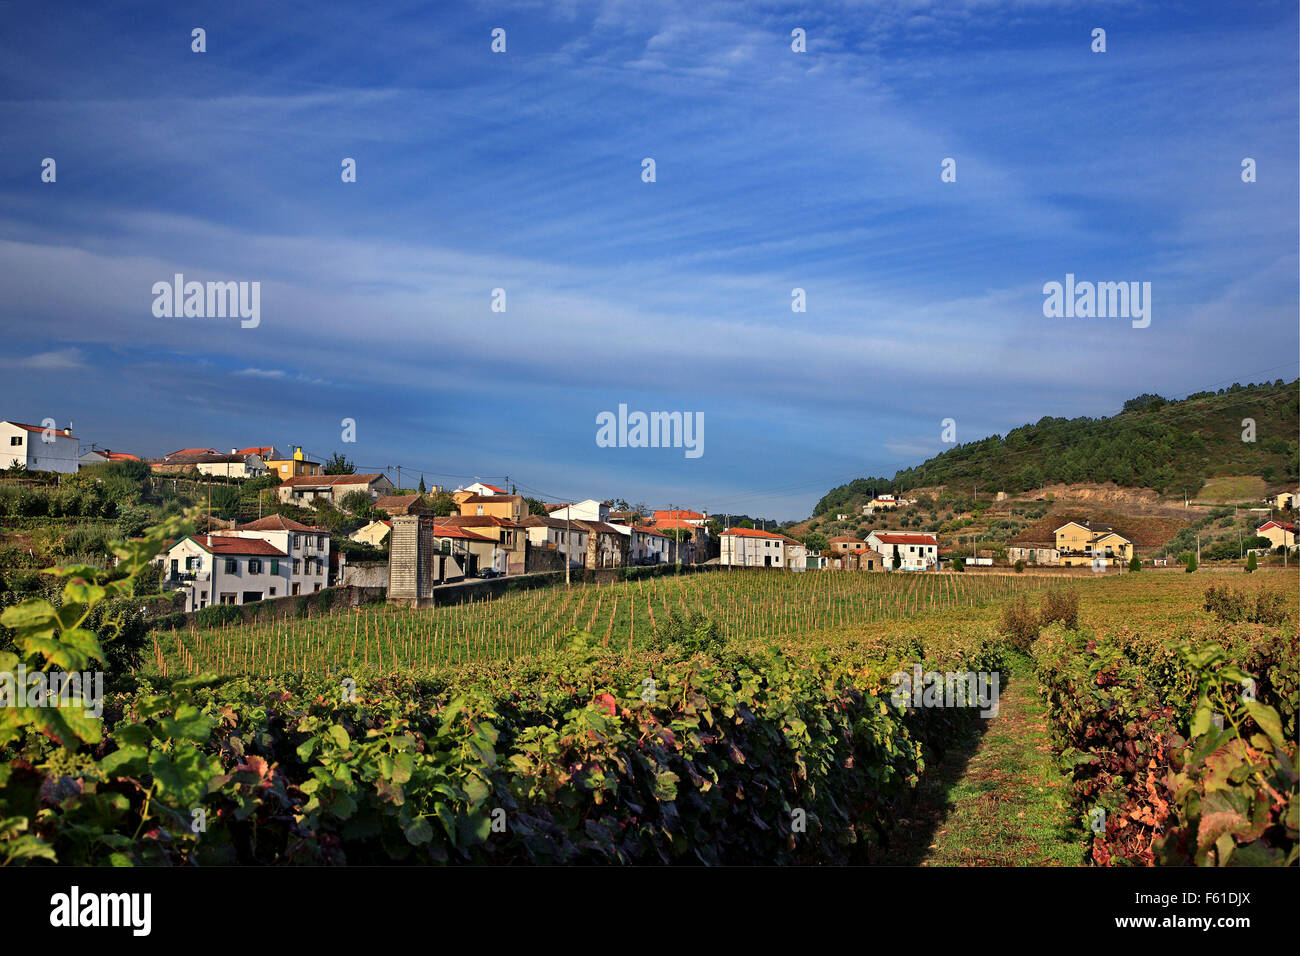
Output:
[{"xmin": 815, "ymin": 379, "xmax": 1298, "ymax": 517}]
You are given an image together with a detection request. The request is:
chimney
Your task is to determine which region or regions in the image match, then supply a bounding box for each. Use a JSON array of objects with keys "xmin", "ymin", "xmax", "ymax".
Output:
[{"xmin": 231, "ymin": 448, "xmax": 237, "ymax": 454}]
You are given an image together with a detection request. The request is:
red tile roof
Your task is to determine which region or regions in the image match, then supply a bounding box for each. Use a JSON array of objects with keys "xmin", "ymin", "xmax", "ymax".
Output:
[
  {"xmin": 4, "ymin": 421, "xmax": 77, "ymax": 438},
  {"xmin": 722, "ymin": 527, "xmax": 784, "ymax": 539},
  {"xmin": 440, "ymin": 515, "xmax": 519, "ymax": 528},
  {"xmin": 173, "ymin": 535, "xmax": 287, "ymax": 557},
  {"xmin": 237, "ymin": 515, "xmax": 326, "ymax": 533},
  {"xmin": 650, "ymin": 518, "xmax": 699, "ymax": 531},
  {"xmin": 167, "ymin": 448, "xmax": 218, "ymax": 458},
  {"xmin": 1258, "ymin": 521, "xmax": 1296, "ymax": 533},
  {"xmin": 653, "ymin": 509, "xmax": 704, "ymax": 521},
  {"xmin": 828, "ymin": 535, "xmax": 866, "ymax": 543},
  {"xmin": 235, "ymin": 446, "xmax": 275, "ymax": 456},
  {"xmin": 871, "ymin": 533, "xmax": 938, "ymax": 546},
  {"xmin": 429, "ymin": 524, "xmax": 495, "ymax": 542},
  {"xmin": 280, "ymin": 473, "xmax": 387, "ymax": 487}
]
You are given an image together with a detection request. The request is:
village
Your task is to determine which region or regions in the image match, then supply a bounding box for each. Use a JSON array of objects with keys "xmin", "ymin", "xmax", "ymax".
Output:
[{"xmin": 3, "ymin": 419, "xmax": 1296, "ymax": 616}]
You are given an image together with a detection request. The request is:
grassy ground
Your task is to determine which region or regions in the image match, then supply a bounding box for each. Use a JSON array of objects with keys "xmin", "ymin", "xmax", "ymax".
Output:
[
  {"xmin": 875, "ymin": 653, "xmax": 1087, "ymax": 866},
  {"xmin": 917, "ymin": 654, "xmax": 1087, "ymax": 866}
]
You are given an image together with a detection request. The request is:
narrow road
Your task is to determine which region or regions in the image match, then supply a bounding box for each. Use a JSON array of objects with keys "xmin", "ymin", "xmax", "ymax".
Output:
[{"xmin": 879, "ymin": 657, "xmax": 1088, "ymax": 865}]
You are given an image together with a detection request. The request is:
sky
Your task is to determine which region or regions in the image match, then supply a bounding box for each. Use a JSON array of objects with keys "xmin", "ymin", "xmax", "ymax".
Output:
[{"xmin": 1, "ymin": 0, "xmax": 1296, "ymax": 520}]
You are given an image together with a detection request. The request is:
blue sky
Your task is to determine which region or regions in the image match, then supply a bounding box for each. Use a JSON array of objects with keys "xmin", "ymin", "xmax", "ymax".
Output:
[{"xmin": 1, "ymin": 0, "xmax": 1296, "ymax": 519}]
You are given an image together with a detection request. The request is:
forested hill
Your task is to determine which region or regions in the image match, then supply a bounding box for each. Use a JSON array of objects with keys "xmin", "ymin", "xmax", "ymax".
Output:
[{"xmin": 814, "ymin": 379, "xmax": 1299, "ymax": 517}]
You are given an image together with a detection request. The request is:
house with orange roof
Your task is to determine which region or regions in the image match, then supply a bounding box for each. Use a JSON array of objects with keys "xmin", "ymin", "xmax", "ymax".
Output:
[
  {"xmin": 866, "ymin": 531, "xmax": 938, "ymax": 571},
  {"xmin": 1, "ymin": 420, "xmax": 80, "ymax": 474},
  {"xmin": 1256, "ymin": 519, "xmax": 1296, "ymax": 551},
  {"xmin": 719, "ymin": 526, "xmax": 786, "ymax": 568},
  {"xmin": 79, "ymin": 448, "xmax": 141, "ymax": 467},
  {"xmin": 211, "ymin": 514, "xmax": 331, "ymax": 594},
  {"xmin": 264, "ymin": 446, "xmax": 323, "ymax": 479},
  {"xmin": 156, "ymin": 534, "xmax": 290, "ymax": 612},
  {"xmin": 276, "ymin": 472, "xmax": 395, "ymax": 506}
]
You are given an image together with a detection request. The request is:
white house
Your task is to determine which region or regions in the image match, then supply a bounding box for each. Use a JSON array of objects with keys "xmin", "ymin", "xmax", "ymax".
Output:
[
  {"xmin": 720, "ymin": 527, "xmax": 786, "ymax": 567},
  {"xmin": 866, "ymin": 532, "xmax": 938, "ymax": 571},
  {"xmin": 782, "ymin": 537, "xmax": 824, "ymax": 571},
  {"xmin": 632, "ymin": 526, "xmax": 671, "ymax": 564},
  {"xmin": 460, "ymin": 481, "xmax": 508, "ymax": 496},
  {"xmin": 150, "ymin": 451, "xmax": 268, "ymax": 478},
  {"xmin": 212, "ymin": 515, "xmax": 332, "ymax": 594},
  {"xmin": 158, "ymin": 535, "xmax": 290, "ymax": 612},
  {"xmin": 519, "ymin": 515, "xmax": 589, "ymax": 568},
  {"xmin": 548, "ymin": 499, "xmax": 610, "ymax": 523},
  {"xmin": 277, "ymin": 473, "xmax": 395, "ymax": 505},
  {"xmin": 1, "ymin": 420, "xmax": 80, "ymax": 474}
]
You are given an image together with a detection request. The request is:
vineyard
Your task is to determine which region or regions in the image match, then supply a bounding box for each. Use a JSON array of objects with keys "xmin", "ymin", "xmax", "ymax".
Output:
[
  {"xmin": 146, "ymin": 569, "xmax": 1054, "ymax": 678},
  {"xmin": 3, "ymin": 515, "xmax": 1297, "ymax": 867}
]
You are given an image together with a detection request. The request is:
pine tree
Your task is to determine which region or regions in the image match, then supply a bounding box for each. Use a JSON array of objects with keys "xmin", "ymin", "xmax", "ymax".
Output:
[
  {"xmin": 1245, "ymin": 551, "xmax": 1257, "ymax": 573},
  {"xmin": 1129, "ymin": 553, "xmax": 1141, "ymax": 572},
  {"xmin": 418, "ymin": 475, "xmax": 427, "ymax": 494}
]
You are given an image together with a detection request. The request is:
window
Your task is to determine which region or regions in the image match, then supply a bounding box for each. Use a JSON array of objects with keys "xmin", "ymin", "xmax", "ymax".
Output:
[
  {"xmin": 225, "ymin": 558, "xmax": 237, "ymax": 573},
  {"xmin": 314, "ymin": 584, "xmax": 321, "ymax": 592},
  {"xmin": 292, "ymin": 583, "xmax": 300, "ymax": 596},
  {"xmin": 317, "ymin": 535, "xmax": 325, "ymax": 549},
  {"xmin": 220, "ymin": 593, "xmax": 236, "ymax": 605},
  {"xmin": 9, "ymin": 435, "xmax": 21, "ymax": 446},
  {"xmin": 271, "ymin": 559, "xmax": 278, "ymax": 574},
  {"xmin": 249, "ymin": 559, "xmax": 262, "ymax": 574},
  {"xmin": 269, "ymin": 588, "xmax": 276, "ymax": 596},
  {"xmin": 292, "ymin": 534, "xmax": 300, "ymax": 548},
  {"xmin": 293, "ymin": 559, "xmax": 300, "ymax": 574}
]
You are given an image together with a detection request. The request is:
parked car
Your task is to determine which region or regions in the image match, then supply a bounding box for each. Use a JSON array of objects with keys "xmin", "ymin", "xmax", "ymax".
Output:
[{"xmin": 476, "ymin": 567, "xmax": 502, "ymax": 578}]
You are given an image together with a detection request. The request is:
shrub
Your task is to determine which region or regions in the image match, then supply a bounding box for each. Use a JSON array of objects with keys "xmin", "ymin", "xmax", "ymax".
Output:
[
  {"xmin": 951, "ymin": 556, "xmax": 965, "ymax": 572},
  {"xmin": 1245, "ymin": 551, "xmax": 1257, "ymax": 573},
  {"xmin": 999, "ymin": 596, "xmax": 1039, "ymax": 650},
  {"xmin": 195, "ymin": 604, "xmax": 245, "ymax": 627},
  {"xmin": 1014, "ymin": 559, "xmax": 1025, "ymax": 573},
  {"xmin": 1039, "ymin": 589, "xmax": 1078, "ymax": 630},
  {"xmin": 1185, "ymin": 554, "xmax": 1197, "ymax": 573},
  {"xmin": 1129, "ymin": 554, "xmax": 1141, "ymax": 572},
  {"xmin": 652, "ymin": 611, "xmax": 726, "ymax": 656}
]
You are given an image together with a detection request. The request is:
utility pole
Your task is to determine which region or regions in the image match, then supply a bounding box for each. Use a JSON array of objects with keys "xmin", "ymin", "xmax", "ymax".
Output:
[{"xmin": 1197, "ymin": 533, "xmax": 1201, "ymax": 567}]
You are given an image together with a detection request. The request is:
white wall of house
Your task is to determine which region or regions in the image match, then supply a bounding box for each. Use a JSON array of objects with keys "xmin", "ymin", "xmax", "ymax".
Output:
[
  {"xmin": 550, "ymin": 499, "xmax": 609, "ymax": 523},
  {"xmin": 214, "ymin": 528, "xmax": 331, "ymax": 594},
  {"xmin": 523, "ymin": 524, "xmax": 589, "ymax": 567},
  {"xmin": 1, "ymin": 421, "xmax": 80, "ymax": 474},
  {"xmin": 194, "ymin": 454, "xmax": 267, "ymax": 478},
  {"xmin": 866, "ymin": 533, "xmax": 938, "ymax": 570},
  {"xmin": 720, "ymin": 533, "xmax": 785, "ymax": 567},
  {"xmin": 159, "ymin": 539, "xmax": 288, "ymax": 612}
]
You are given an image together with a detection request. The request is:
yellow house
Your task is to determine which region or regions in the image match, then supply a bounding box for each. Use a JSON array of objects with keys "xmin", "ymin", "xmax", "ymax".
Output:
[
  {"xmin": 1256, "ymin": 520, "xmax": 1296, "ymax": 550},
  {"xmin": 349, "ymin": 519, "xmax": 391, "ymax": 548},
  {"xmin": 1055, "ymin": 520, "xmax": 1133, "ymax": 566},
  {"xmin": 1266, "ymin": 492, "xmax": 1296, "ymax": 511},
  {"xmin": 265, "ymin": 446, "xmax": 323, "ymax": 480},
  {"xmin": 456, "ymin": 492, "xmax": 525, "ymax": 522}
]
